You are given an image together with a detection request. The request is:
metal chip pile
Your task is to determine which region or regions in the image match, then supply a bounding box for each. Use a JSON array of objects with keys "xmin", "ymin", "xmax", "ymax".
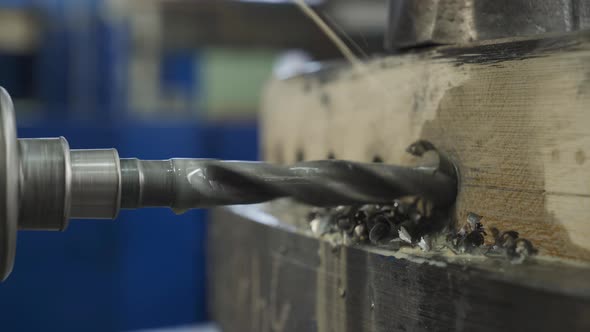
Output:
[
  {"xmin": 307, "ymin": 197, "xmax": 445, "ymax": 250},
  {"xmin": 449, "ymin": 212, "xmax": 538, "ymax": 263},
  {"xmin": 307, "ymin": 202, "xmax": 537, "ymax": 263}
]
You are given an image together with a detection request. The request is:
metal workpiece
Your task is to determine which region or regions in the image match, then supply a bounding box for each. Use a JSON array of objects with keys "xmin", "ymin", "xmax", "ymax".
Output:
[
  {"xmin": 0, "ymin": 87, "xmax": 457, "ymax": 280},
  {"xmin": 209, "ymin": 207, "xmax": 590, "ymax": 332},
  {"xmin": 386, "ymin": 0, "xmax": 590, "ymax": 49}
]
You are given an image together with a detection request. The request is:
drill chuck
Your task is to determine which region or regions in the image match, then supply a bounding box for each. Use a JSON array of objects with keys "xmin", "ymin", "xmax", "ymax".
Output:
[{"xmin": 18, "ymin": 138, "xmax": 121, "ymax": 230}]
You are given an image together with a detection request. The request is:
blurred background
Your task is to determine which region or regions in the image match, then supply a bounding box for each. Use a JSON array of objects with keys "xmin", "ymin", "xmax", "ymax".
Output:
[{"xmin": 0, "ymin": 0, "xmax": 386, "ymax": 330}]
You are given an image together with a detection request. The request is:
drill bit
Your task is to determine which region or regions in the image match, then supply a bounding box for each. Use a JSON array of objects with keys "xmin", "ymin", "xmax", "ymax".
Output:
[{"xmin": 119, "ymin": 142, "xmax": 457, "ymax": 211}]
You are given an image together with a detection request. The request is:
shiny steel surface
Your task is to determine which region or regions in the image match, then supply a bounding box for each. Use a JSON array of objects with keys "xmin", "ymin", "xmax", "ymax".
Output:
[
  {"xmin": 0, "ymin": 87, "xmax": 18, "ymax": 281},
  {"xmin": 386, "ymin": 0, "xmax": 590, "ymax": 49},
  {"xmin": 70, "ymin": 149, "xmax": 121, "ymax": 219},
  {"xmin": 18, "ymin": 138, "xmax": 70, "ymax": 230}
]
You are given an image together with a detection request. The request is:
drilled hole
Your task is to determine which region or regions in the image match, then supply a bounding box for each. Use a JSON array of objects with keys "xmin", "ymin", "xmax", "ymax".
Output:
[
  {"xmin": 296, "ymin": 149, "xmax": 305, "ymax": 162},
  {"xmin": 372, "ymin": 155, "xmax": 383, "ymax": 163},
  {"xmin": 327, "ymin": 151, "xmax": 336, "ymax": 159}
]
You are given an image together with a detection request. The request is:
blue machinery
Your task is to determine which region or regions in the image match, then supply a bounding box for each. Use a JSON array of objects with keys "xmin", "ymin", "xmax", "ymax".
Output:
[{"xmin": 0, "ymin": 0, "xmax": 258, "ymax": 330}]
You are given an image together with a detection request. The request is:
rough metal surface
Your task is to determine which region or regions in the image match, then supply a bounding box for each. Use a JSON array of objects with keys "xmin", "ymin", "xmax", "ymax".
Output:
[
  {"xmin": 209, "ymin": 207, "xmax": 590, "ymax": 332},
  {"xmin": 261, "ymin": 31, "xmax": 590, "ymax": 260},
  {"xmin": 386, "ymin": 0, "xmax": 590, "ymax": 49}
]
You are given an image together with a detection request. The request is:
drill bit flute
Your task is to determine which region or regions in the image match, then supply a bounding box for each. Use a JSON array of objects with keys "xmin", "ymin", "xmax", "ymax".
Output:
[{"xmin": 0, "ymin": 88, "xmax": 457, "ymax": 280}]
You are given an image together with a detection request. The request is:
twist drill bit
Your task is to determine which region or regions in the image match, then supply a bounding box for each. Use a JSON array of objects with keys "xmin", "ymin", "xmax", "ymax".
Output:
[{"xmin": 119, "ymin": 143, "xmax": 457, "ymax": 212}]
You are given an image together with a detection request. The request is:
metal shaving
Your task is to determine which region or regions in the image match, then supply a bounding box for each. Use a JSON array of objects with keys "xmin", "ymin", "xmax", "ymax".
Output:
[
  {"xmin": 307, "ymin": 202, "xmax": 538, "ymax": 263},
  {"xmin": 307, "ymin": 196, "xmax": 446, "ymax": 250},
  {"xmin": 449, "ymin": 212, "xmax": 538, "ymax": 263}
]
